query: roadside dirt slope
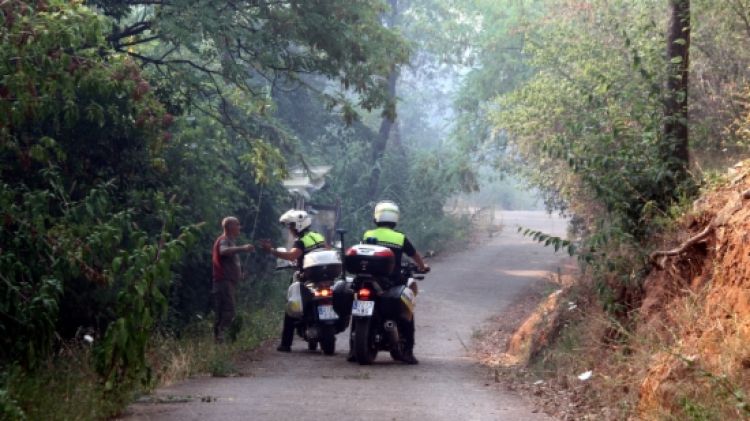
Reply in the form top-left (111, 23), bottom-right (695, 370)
top-left (638, 162), bottom-right (750, 417)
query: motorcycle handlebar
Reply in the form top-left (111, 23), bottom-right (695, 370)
top-left (401, 262), bottom-right (429, 277)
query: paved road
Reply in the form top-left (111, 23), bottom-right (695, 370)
top-left (122, 211), bottom-right (568, 421)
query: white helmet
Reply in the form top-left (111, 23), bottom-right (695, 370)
top-left (279, 209), bottom-right (312, 231)
top-left (373, 200), bottom-right (399, 224)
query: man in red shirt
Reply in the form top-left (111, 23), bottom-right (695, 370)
top-left (212, 216), bottom-right (255, 343)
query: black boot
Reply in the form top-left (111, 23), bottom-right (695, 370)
top-left (346, 332), bottom-right (356, 362)
top-left (401, 350), bottom-right (419, 365)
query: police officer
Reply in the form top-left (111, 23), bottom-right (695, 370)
top-left (261, 209), bottom-right (327, 352)
top-left (360, 200), bottom-right (429, 364)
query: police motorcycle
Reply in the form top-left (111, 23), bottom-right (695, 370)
top-left (345, 244), bottom-right (426, 365)
top-left (278, 249), bottom-right (352, 355)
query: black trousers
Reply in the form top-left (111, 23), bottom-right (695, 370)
top-left (280, 313), bottom-right (296, 347)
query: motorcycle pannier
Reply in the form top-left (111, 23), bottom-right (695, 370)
top-left (345, 244), bottom-right (395, 276)
top-left (302, 250), bottom-right (342, 282)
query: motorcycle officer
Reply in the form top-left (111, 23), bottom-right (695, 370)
top-left (261, 209), bottom-right (327, 352)
top-left (356, 200), bottom-right (429, 364)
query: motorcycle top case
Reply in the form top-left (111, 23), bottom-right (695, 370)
top-left (302, 250), bottom-right (342, 282)
top-left (344, 244), bottom-right (395, 276)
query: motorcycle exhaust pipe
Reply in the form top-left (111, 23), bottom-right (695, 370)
top-left (383, 320), bottom-right (399, 345)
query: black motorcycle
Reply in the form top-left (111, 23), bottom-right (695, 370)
top-left (345, 244), bottom-right (426, 365)
top-left (281, 249), bottom-right (352, 355)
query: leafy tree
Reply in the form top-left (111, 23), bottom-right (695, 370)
top-left (687, 0), bottom-right (750, 164)
top-left (451, 0), bottom-right (540, 170)
top-left (88, 0), bottom-right (410, 176)
top-left (157, 113), bottom-right (287, 331)
top-left (0, 1), bottom-right (195, 389)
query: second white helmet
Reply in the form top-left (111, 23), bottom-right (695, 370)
top-left (373, 200), bottom-right (399, 224)
top-left (279, 209), bottom-right (312, 231)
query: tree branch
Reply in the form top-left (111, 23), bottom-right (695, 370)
top-left (108, 21), bottom-right (152, 45)
top-left (116, 35), bottom-right (161, 48)
top-left (728, 0), bottom-right (750, 41)
top-left (649, 225), bottom-right (712, 269)
top-left (123, 51), bottom-right (225, 77)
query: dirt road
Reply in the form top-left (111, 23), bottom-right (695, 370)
top-left (122, 211), bottom-right (568, 421)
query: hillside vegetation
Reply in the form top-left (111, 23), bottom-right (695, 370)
top-left (460, 0), bottom-right (750, 419)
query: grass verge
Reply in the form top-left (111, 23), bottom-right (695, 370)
top-left (1, 288), bottom-right (284, 420)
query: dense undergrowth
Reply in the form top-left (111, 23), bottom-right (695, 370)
top-left (2, 272), bottom-right (286, 420)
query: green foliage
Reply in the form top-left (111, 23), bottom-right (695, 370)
top-left (272, 79), bottom-right (471, 252)
top-left (678, 397), bottom-right (715, 421)
top-left (0, 386), bottom-right (25, 421)
top-left (517, 227), bottom-right (576, 256)
top-left (86, 0), bottom-right (410, 174)
top-left (156, 112), bottom-right (286, 333)
top-left (0, 1), bottom-right (184, 373)
top-left (96, 216), bottom-right (199, 390)
top-left (457, 0), bottom-right (706, 315)
top-left (451, 0), bottom-right (540, 167)
top-left (492, 0), bottom-right (688, 239)
top-left (1, 352), bottom-right (128, 421)
top-left (0, 2), bottom-right (169, 189)
top-left (311, 130), bottom-right (471, 252)
top-left (688, 0), bottom-right (750, 163)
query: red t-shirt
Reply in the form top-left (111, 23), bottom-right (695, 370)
top-left (212, 234), bottom-right (243, 283)
top-left (212, 234), bottom-right (226, 282)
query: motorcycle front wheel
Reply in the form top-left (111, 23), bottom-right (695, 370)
top-left (353, 317), bottom-right (377, 365)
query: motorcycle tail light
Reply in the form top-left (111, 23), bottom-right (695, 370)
top-left (359, 288), bottom-right (371, 299)
top-left (373, 248), bottom-right (394, 258)
top-left (314, 288), bottom-right (332, 297)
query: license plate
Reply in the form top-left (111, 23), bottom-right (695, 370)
top-left (317, 304), bottom-right (338, 320)
top-left (351, 300), bottom-right (374, 316)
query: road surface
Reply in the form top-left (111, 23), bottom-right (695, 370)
top-left (121, 211), bottom-right (568, 421)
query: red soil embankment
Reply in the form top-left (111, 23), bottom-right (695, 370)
top-left (638, 163), bottom-right (750, 417)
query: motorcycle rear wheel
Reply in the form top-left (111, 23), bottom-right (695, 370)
top-left (319, 325), bottom-right (336, 355)
top-left (307, 340), bottom-right (318, 351)
top-left (389, 346), bottom-right (404, 362)
top-left (354, 318), bottom-right (377, 365)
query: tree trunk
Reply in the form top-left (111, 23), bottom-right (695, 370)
top-left (662, 0), bottom-right (691, 176)
top-left (367, 0), bottom-right (399, 200)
